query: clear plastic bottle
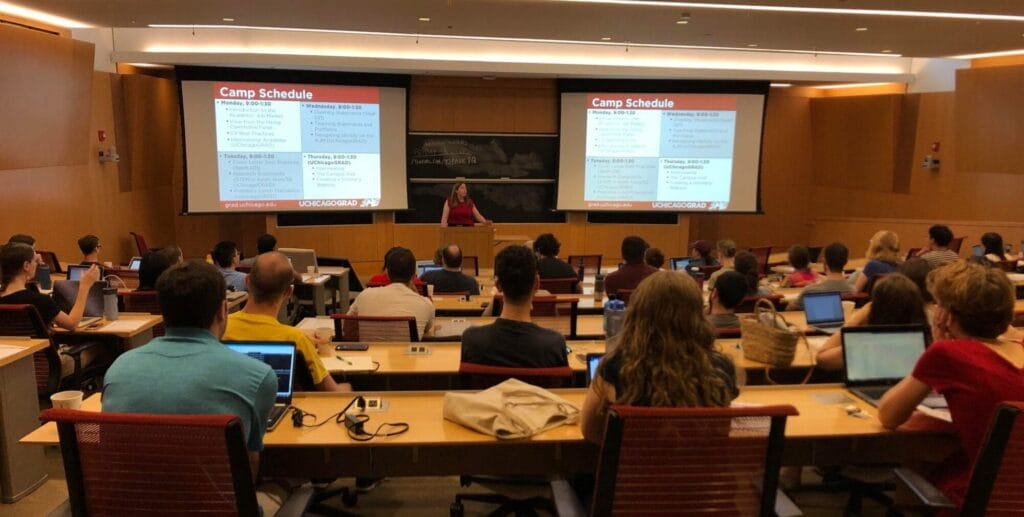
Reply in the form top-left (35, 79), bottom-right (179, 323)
top-left (603, 295), bottom-right (626, 340)
top-left (593, 273), bottom-right (604, 302)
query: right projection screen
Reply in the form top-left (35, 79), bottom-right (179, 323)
top-left (558, 85), bottom-right (767, 213)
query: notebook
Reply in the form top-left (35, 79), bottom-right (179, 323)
top-left (223, 341), bottom-right (297, 430)
top-left (669, 257), bottom-right (692, 271)
top-left (803, 291), bottom-right (845, 335)
top-left (586, 353), bottom-right (604, 384)
top-left (842, 325), bottom-right (945, 408)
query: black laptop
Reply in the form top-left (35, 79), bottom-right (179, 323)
top-left (842, 325), bottom-right (945, 408)
top-left (224, 341), bottom-right (297, 430)
top-left (586, 353), bottom-right (604, 384)
top-left (803, 291), bottom-right (845, 335)
top-left (669, 257), bottom-right (692, 271)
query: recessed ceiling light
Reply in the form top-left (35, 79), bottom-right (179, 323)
top-left (881, 49), bottom-right (892, 53)
top-left (676, 19), bottom-right (689, 24)
top-left (855, 27), bottom-right (868, 31)
top-left (0, 1), bottom-right (91, 27)
top-left (952, 48), bottom-right (1024, 59)
top-left (418, 17), bottom-right (431, 22)
top-left (601, 36), bottom-right (612, 41)
top-left (816, 82), bottom-right (897, 90)
top-left (770, 83), bottom-right (792, 88)
top-left (222, 17), bottom-right (235, 22)
top-left (747, 43), bottom-right (758, 47)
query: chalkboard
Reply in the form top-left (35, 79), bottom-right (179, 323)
top-left (398, 133), bottom-right (565, 223)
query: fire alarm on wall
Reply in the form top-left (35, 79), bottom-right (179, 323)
top-left (98, 130), bottom-right (107, 142)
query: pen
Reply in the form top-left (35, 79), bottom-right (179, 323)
top-left (335, 354), bottom-right (353, 366)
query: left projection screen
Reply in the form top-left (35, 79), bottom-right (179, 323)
top-left (181, 81), bottom-right (408, 213)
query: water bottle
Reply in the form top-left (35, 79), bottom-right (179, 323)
top-left (603, 295), bottom-right (626, 340)
top-left (593, 273), bottom-right (604, 302)
top-left (576, 259), bottom-right (585, 283)
top-left (103, 285), bottom-right (119, 321)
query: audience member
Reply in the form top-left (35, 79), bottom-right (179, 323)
top-left (853, 230), bottom-right (901, 293)
top-left (8, 234), bottom-right (51, 287)
top-left (533, 233), bottom-right (577, 279)
top-left (431, 246), bottom-right (445, 266)
top-left (787, 242), bottom-right (852, 311)
top-left (707, 270), bottom-right (747, 329)
top-left (604, 236), bottom-right (657, 295)
top-left (706, 239), bottom-right (737, 290)
top-left (898, 257), bottom-right (935, 308)
top-left (0, 243), bottom-right (99, 330)
top-left (77, 234), bottom-right (101, 265)
top-left (223, 252), bottom-right (347, 392)
top-left (137, 250), bottom-right (177, 290)
top-left (462, 245), bottom-right (567, 368)
top-left (782, 245), bottom-right (822, 287)
top-left (158, 245), bottom-right (184, 265)
top-left (644, 247), bottom-right (665, 269)
top-left (348, 247), bottom-right (434, 338)
top-left (101, 260), bottom-right (278, 509)
top-left (689, 240), bottom-right (719, 267)
top-left (816, 273), bottom-right (929, 370)
top-left (420, 244), bottom-right (480, 295)
top-left (878, 261), bottom-right (1024, 510)
top-left (239, 233), bottom-right (278, 267)
top-left (734, 251), bottom-right (771, 296)
top-left (581, 271), bottom-right (739, 443)
top-left (212, 240), bottom-right (247, 292)
top-left (977, 231), bottom-right (1015, 267)
top-left (915, 224), bottom-right (959, 268)
top-left (367, 247), bottom-right (425, 287)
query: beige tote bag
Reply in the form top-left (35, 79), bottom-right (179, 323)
top-left (443, 378), bottom-right (580, 440)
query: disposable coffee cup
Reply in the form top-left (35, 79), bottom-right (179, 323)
top-left (427, 284), bottom-right (435, 297)
top-left (51, 390), bottom-right (84, 410)
top-left (315, 327), bottom-right (333, 341)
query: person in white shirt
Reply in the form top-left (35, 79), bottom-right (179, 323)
top-left (346, 247), bottom-right (434, 339)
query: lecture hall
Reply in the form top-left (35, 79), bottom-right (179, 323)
top-left (3, 1), bottom-right (1024, 516)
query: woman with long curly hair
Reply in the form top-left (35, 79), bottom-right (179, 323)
top-left (581, 270), bottom-right (739, 443)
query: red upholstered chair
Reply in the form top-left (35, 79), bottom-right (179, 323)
top-left (41, 409), bottom-right (311, 516)
top-left (841, 291), bottom-right (871, 308)
top-left (539, 277), bottom-right (580, 294)
top-left (949, 236), bottom-right (965, 254)
top-left (331, 314), bottom-right (419, 341)
top-left (905, 248), bottom-right (922, 261)
top-left (748, 246), bottom-right (772, 277)
top-left (553, 404), bottom-right (800, 517)
top-left (567, 254), bottom-right (602, 276)
top-left (0, 304), bottom-right (105, 396)
top-left (892, 401), bottom-right (1024, 516)
top-left (122, 290), bottom-right (166, 338)
top-left (699, 263), bottom-right (723, 277)
top-left (37, 250), bottom-right (63, 273)
top-left (996, 260), bottom-right (1018, 273)
top-left (613, 288), bottom-right (634, 306)
top-left (129, 232), bottom-right (149, 256)
top-left (457, 362), bottom-right (574, 389)
top-left (715, 326), bottom-right (742, 338)
top-left (490, 295), bottom-right (580, 338)
top-left (735, 294), bottom-right (786, 313)
top-left (462, 255), bottom-right (480, 277)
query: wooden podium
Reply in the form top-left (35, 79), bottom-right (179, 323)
top-left (440, 226), bottom-right (495, 270)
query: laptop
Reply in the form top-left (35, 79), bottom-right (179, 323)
top-left (418, 264), bottom-right (443, 277)
top-left (669, 257), bottom-right (692, 271)
top-left (586, 353), bottom-right (604, 384)
top-left (802, 291), bottom-right (845, 335)
top-left (128, 257), bottom-right (142, 270)
top-left (223, 341), bottom-right (297, 430)
top-left (971, 244), bottom-right (984, 257)
top-left (842, 325), bottom-right (944, 408)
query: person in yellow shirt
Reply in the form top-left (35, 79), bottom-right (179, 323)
top-left (223, 251), bottom-right (348, 392)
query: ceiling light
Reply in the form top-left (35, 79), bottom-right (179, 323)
top-left (676, 19), bottom-right (688, 24)
top-left (222, 17), bottom-right (235, 22)
top-left (951, 48), bottom-right (1024, 59)
top-left (549, 1), bottom-right (1024, 22)
top-left (747, 43), bottom-right (758, 47)
top-left (418, 17), bottom-right (431, 22)
top-left (881, 49), bottom-right (892, 53)
top-left (770, 83), bottom-right (792, 87)
top-left (600, 36), bottom-right (612, 41)
top-left (0, 1), bottom-right (90, 27)
top-left (125, 63), bottom-right (172, 68)
top-left (147, 24), bottom-right (903, 57)
top-left (855, 27), bottom-right (868, 32)
top-left (816, 82), bottom-right (897, 90)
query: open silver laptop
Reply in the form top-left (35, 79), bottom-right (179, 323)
top-left (223, 341), bottom-right (297, 430)
top-left (842, 325), bottom-right (945, 408)
top-left (803, 291), bottom-right (845, 335)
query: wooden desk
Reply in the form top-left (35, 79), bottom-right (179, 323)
top-left (0, 339), bottom-right (48, 502)
top-left (21, 385), bottom-right (957, 477)
top-left (52, 314), bottom-right (162, 351)
top-left (431, 294), bottom-right (603, 316)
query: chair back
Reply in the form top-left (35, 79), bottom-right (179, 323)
top-left (715, 327), bottom-right (742, 338)
top-left (41, 409), bottom-right (258, 516)
top-left (567, 255), bottom-right (602, 276)
top-left (699, 264), bottom-right (723, 277)
top-left (129, 232), bottom-right (149, 256)
top-left (840, 291), bottom-right (871, 308)
top-left (735, 294), bottom-right (785, 313)
top-left (0, 304), bottom-right (60, 394)
top-left (747, 246), bottom-right (772, 277)
top-left (591, 404), bottom-right (798, 517)
top-left (105, 268), bottom-right (139, 289)
top-left (905, 248), bottom-right (921, 261)
top-left (539, 277), bottom-right (579, 294)
top-left (949, 236), bottom-right (965, 254)
top-left (613, 289), bottom-right (634, 306)
top-left (122, 290), bottom-right (166, 337)
top-left (37, 250), bottom-right (63, 273)
top-left (235, 265), bottom-right (252, 274)
top-left (490, 296), bottom-right (579, 338)
top-left (332, 314), bottom-right (419, 342)
top-left (458, 362), bottom-right (573, 389)
top-left (996, 260), bottom-right (1017, 273)
top-left (807, 246), bottom-right (823, 264)
top-left (462, 255), bottom-right (480, 277)
top-left (959, 401), bottom-right (1024, 515)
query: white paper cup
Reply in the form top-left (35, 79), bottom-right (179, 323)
top-left (314, 327), bottom-right (333, 341)
top-left (841, 300), bottom-right (856, 317)
top-left (427, 284), bottom-right (435, 297)
top-left (51, 390), bottom-right (84, 410)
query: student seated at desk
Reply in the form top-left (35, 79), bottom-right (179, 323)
top-left (781, 245), bottom-right (822, 288)
top-left (788, 242), bottom-right (853, 311)
top-left (706, 239), bottom-right (737, 290)
top-left (582, 271), bottom-right (739, 444)
top-left (644, 247), bottom-right (665, 270)
top-left (137, 246), bottom-right (182, 290)
top-left (349, 247), bottom-right (434, 339)
top-left (913, 224), bottom-right (960, 269)
top-left (976, 231), bottom-right (1017, 267)
top-left (77, 234), bottom-right (102, 266)
top-left (212, 240), bottom-right (247, 292)
top-left (878, 261), bottom-right (1024, 510)
top-left (689, 240), bottom-right (719, 268)
top-left (239, 233), bottom-right (275, 267)
top-left (853, 230), bottom-right (902, 294)
top-left (102, 260), bottom-right (280, 511)
top-left (0, 243), bottom-right (100, 330)
top-left (706, 270), bottom-right (747, 329)
top-left (533, 233), bottom-right (577, 280)
top-left (734, 251), bottom-right (772, 296)
top-left (816, 274), bottom-right (929, 370)
top-left (604, 236), bottom-right (658, 295)
top-left (367, 246), bottom-right (425, 288)
top-left (223, 252), bottom-right (348, 392)
top-left (461, 245), bottom-right (568, 368)
top-left (8, 234), bottom-right (51, 288)
top-left (420, 244), bottom-right (480, 295)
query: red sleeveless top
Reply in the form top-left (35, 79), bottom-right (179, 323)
top-left (447, 199), bottom-right (475, 226)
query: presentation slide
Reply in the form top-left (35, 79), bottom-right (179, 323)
top-left (181, 80), bottom-right (407, 213)
top-left (559, 91), bottom-right (765, 213)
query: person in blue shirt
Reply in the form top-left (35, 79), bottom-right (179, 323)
top-left (212, 240), bottom-right (248, 292)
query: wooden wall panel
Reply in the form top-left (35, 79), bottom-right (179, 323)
top-left (955, 66), bottom-right (1024, 175)
top-left (810, 94), bottom-right (902, 192)
top-left (0, 25), bottom-right (93, 170)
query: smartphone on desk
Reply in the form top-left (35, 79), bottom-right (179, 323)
top-left (335, 343), bottom-right (369, 352)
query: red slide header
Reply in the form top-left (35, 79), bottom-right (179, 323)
top-left (214, 82), bottom-right (380, 104)
top-left (587, 94), bottom-right (736, 111)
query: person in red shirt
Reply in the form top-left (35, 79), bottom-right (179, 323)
top-left (604, 236), bottom-right (658, 296)
top-left (440, 182), bottom-right (490, 227)
top-left (878, 261), bottom-right (1024, 509)
top-left (367, 247), bottom-right (425, 288)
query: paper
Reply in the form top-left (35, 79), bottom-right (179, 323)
top-left (805, 336), bottom-right (829, 354)
top-left (0, 344), bottom-right (27, 361)
top-left (324, 355), bottom-right (375, 372)
top-left (96, 320), bottom-right (149, 333)
top-left (433, 320), bottom-right (477, 338)
top-left (297, 317), bottom-right (332, 332)
top-left (917, 405), bottom-right (952, 423)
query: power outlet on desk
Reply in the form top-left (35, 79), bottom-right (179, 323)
top-left (360, 398), bottom-right (387, 413)
top-left (405, 344), bottom-right (432, 356)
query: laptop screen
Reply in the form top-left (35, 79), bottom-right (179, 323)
top-left (972, 244), bottom-right (983, 257)
top-left (586, 353), bottom-right (604, 384)
top-left (128, 257), bottom-right (142, 271)
top-left (842, 326), bottom-right (928, 384)
top-left (669, 257), bottom-right (691, 271)
top-left (223, 342), bottom-right (296, 402)
top-left (803, 291), bottom-right (844, 325)
top-left (418, 264), bottom-right (443, 277)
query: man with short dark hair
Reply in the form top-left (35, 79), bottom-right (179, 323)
top-left (707, 270), bottom-right (747, 328)
top-left (603, 236), bottom-right (657, 295)
top-left (212, 240), bottom-right (247, 292)
top-left (421, 244), bottom-right (480, 295)
top-left (224, 252), bottom-right (347, 392)
top-left (77, 234), bottom-right (101, 265)
top-left (103, 260), bottom-right (277, 461)
top-left (916, 224), bottom-right (960, 268)
top-left (644, 247), bottom-right (665, 269)
top-left (533, 233), bottom-right (576, 279)
top-left (462, 245), bottom-right (568, 368)
top-left (788, 242), bottom-right (853, 311)
top-left (347, 247), bottom-right (434, 338)
top-left (240, 233), bottom-right (278, 267)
